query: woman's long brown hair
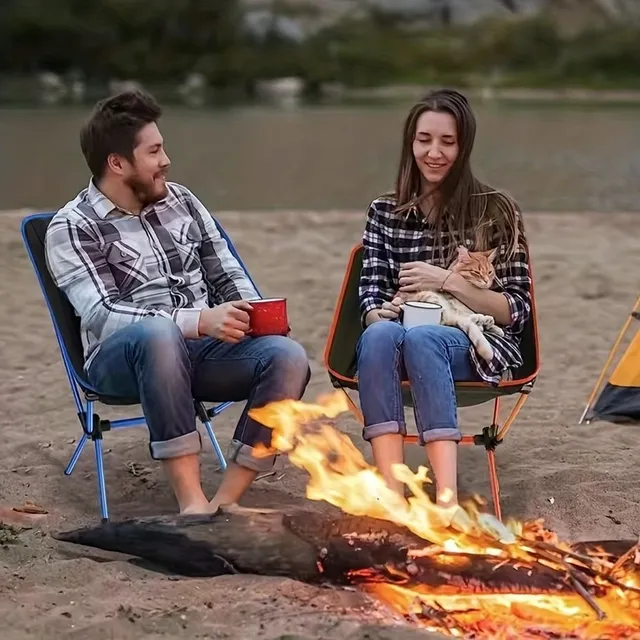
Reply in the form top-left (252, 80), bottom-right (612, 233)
top-left (392, 89), bottom-right (524, 262)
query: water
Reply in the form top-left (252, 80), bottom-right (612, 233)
top-left (1, 101), bottom-right (640, 212)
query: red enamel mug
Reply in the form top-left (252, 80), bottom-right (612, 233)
top-left (247, 297), bottom-right (290, 337)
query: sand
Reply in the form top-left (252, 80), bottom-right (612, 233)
top-left (0, 208), bottom-right (639, 639)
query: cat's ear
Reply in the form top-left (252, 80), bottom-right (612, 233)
top-left (457, 245), bottom-right (472, 262)
top-left (483, 248), bottom-right (498, 263)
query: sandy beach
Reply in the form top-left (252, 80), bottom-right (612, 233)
top-left (1, 208), bottom-right (639, 639)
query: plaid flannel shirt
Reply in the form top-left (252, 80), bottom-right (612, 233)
top-left (45, 180), bottom-right (259, 369)
top-left (359, 196), bottom-right (532, 385)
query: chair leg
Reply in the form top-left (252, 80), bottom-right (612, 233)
top-left (201, 418), bottom-right (227, 470)
top-left (196, 402), bottom-right (228, 470)
top-left (340, 387), bottom-right (364, 423)
top-left (487, 448), bottom-right (501, 522)
top-left (94, 437), bottom-right (109, 523)
top-left (84, 401), bottom-right (109, 522)
top-left (496, 392), bottom-right (530, 441)
top-left (487, 392), bottom-right (531, 521)
top-left (64, 433), bottom-right (89, 475)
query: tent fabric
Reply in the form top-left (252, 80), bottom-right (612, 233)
top-left (608, 330), bottom-right (640, 388)
top-left (590, 329), bottom-right (640, 424)
top-left (591, 384), bottom-right (640, 423)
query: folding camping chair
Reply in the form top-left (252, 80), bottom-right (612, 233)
top-left (323, 243), bottom-right (541, 521)
top-left (21, 212), bottom-right (261, 522)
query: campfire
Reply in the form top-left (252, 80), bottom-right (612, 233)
top-left (55, 392), bottom-right (640, 640)
top-left (249, 392), bottom-right (640, 639)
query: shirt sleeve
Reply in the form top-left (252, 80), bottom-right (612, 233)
top-left (493, 214), bottom-right (532, 335)
top-left (44, 214), bottom-right (200, 341)
top-left (359, 200), bottom-right (396, 323)
top-left (176, 186), bottom-right (259, 303)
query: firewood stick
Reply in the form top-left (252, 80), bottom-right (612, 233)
top-left (606, 539), bottom-right (640, 578)
top-left (533, 540), bottom-right (614, 571)
top-left (419, 602), bottom-right (463, 636)
top-left (527, 540), bottom-right (640, 596)
top-left (568, 571), bottom-right (606, 620)
top-left (522, 545), bottom-right (596, 592)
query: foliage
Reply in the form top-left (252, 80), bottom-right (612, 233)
top-left (1, 1), bottom-right (640, 91)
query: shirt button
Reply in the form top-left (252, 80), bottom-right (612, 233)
top-left (120, 251), bottom-right (127, 257)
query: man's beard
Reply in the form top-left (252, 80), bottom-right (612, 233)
top-left (125, 173), bottom-right (168, 208)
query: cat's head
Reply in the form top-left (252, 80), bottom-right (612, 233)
top-left (450, 245), bottom-right (497, 289)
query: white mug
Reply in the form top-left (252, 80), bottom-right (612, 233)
top-left (401, 301), bottom-right (443, 329)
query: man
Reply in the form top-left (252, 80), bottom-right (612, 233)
top-left (45, 90), bottom-right (310, 514)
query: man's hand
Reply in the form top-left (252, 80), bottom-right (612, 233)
top-left (198, 300), bottom-right (253, 343)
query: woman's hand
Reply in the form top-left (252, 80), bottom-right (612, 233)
top-left (399, 262), bottom-right (451, 293)
top-left (365, 300), bottom-right (402, 325)
top-left (379, 300), bottom-right (401, 320)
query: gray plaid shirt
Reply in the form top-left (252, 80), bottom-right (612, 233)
top-left (45, 180), bottom-right (258, 369)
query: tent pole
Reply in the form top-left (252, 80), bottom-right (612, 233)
top-left (579, 295), bottom-right (640, 424)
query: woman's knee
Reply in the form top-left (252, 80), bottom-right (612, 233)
top-left (358, 320), bottom-right (404, 355)
top-left (403, 324), bottom-right (461, 355)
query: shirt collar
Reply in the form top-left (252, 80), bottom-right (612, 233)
top-left (86, 178), bottom-right (164, 218)
top-left (86, 179), bottom-right (118, 219)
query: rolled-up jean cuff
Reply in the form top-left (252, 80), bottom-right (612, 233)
top-left (150, 430), bottom-right (202, 460)
top-left (362, 420), bottom-right (407, 442)
top-left (420, 427), bottom-right (462, 445)
top-left (228, 439), bottom-right (276, 473)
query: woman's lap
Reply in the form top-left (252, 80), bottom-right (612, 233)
top-left (355, 320), bottom-right (481, 443)
top-left (356, 320), bottom-right (480, 382)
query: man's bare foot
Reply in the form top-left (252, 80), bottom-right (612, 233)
top-left (180, 501), bottom-right (215, 515)
top-left (220, 504), bottom-right (279, 515)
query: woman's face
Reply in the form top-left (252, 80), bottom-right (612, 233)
top-left (412, 110), bottom-right (459, 186)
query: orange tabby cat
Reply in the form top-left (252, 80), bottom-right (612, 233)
top-left (392, 245), bottom-right (504, 362)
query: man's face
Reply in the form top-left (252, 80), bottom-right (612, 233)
top-left (122, 122), bottom-right (171, 206)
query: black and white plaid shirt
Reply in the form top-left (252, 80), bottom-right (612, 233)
top-left (359, 196), bottom-right (532, 385)
top-left (46, 180), bottom-right (258, 369)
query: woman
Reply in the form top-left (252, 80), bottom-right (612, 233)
top-left (357, 89), bottom-right (532, 522)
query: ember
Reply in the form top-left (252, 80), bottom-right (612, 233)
top-left (250, 392), bottom-right (640, 639)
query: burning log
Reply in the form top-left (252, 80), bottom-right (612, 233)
top-left (52, 393), bottom-right (640, 638)
top-left (53, 505), bottom-right (634, 598)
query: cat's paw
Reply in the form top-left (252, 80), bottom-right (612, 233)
top-left (469, 314), bottom-right (496, 331)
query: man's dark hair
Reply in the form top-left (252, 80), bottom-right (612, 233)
top-left (80, 89), bottom-right (162, 180)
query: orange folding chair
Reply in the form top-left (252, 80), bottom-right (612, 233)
top-left (323, 243), bottom-right (541, 521)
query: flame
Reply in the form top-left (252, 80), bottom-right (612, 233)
top-left (252, 392), bottom-right (519, 553)
top-left (249, 392), bottom-right (640, 638)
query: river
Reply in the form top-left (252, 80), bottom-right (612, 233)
top-left (1, 101), bottom-right (639, 212)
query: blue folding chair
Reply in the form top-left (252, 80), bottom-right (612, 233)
top-left (21, 212), bottom-right (261, 522)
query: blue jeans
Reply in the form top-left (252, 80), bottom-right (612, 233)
top-left (86, 317), bottom-right (310, 472)
top-left (356, 321), bottom-right (481, 444)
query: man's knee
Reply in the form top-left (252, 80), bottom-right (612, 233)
top-left (132, 316), bottom-right (183, 341)
top-left (259, 336), bottom-right (310, 394)
top-left (129, 317), bottom-right (187, 364)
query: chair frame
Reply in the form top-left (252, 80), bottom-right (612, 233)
top-left (323, 243), bottom-right (541, 521)
top-left (21, 212), bottom-right (262, 523)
